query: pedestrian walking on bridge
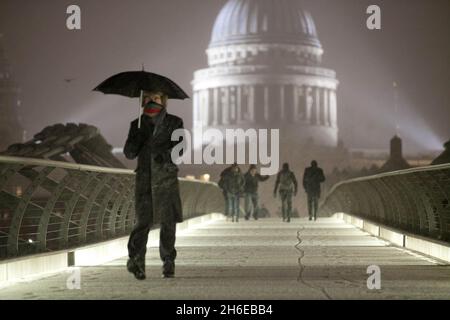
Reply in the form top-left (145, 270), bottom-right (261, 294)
top-left (244, 165), bottom-right (270, 220)
top-left (274, 163), bottom-right (298, 223)
top-left (123, 91), bottom-right (184, 280)
top-left (222, 164), bottom-right (245, 222)
top-left (303, 160), bottom-right (326, 221)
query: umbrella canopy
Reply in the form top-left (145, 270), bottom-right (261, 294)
top-left (93, 71), bottom-right (189, 100)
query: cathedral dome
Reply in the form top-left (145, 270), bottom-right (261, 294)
top-left (193, 0), bottom-right (339, 150)
top-left (209, 0), bottom-right (321, 48)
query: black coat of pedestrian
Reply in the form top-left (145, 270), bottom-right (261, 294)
top-left (124, 109), bottom-right (184, 225)
top-left (218, 166), bottom-right (233, 191)
top-left (274, 168), bottom-right (298, 195)
top-left (303, 165), bottom-right (326, 198)
top-left (244, 171), bottom-right (269, 193)
top-left (223, 168), bottom-right (245, 195)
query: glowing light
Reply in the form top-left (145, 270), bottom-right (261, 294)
top-left (200, 174), bottom-right (210, 182)
top-left (15, 186), bottom-right (22, 197)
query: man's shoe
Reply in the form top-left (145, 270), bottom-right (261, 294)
top-left (163, 260), bottom-right (175, 278)
top-left (127, 257), bottom-right (146, 280)
top-left (309, 216), bottom-right (312, 221)
top-left (126, 258), bottom-right (137, 273)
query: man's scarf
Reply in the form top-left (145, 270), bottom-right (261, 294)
top-left (144, 101), bottom-right (164, 115)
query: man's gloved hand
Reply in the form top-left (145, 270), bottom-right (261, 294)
top-left (132, 126), bottom-right (146, 140)
top-left (133, 126), bottom-right (148, 144)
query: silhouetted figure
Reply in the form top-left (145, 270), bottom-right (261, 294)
top-left (222, 164), bottom-right (245, 222)
top-left (274, 163), bottom-right (298, 222)
top-left (303, 160), bottom-right (325, 221)
top-left (124, 91), bottom-right (183, 280)
top-left (244, 165), bottom-right (270, 220)
top-left (218, 164), bottom-right (236, 217)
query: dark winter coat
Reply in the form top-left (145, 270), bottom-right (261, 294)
top-left (303, 166), bottom-right (326, 197)
top-left (123, 109), bottom-right (184, 224)
top-left (218, 166), bottom-right (233, 191)
top-left (244, 172), bottom-right (269, 193)
top-left (223, 170), bottom-right (245, 195)
top-left (274, 169), bottom-right (298, 195)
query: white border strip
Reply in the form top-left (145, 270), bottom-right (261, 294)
top-left (0, 213), bottom-right (224, 288)
top-left (333, 212), bottom-right (450, 263)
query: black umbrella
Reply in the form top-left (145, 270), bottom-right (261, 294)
top-left (93, 70), bottom-right (189, 128)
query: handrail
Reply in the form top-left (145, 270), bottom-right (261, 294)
top-left (0, 156), bottom-right (224, 259)
top-left (320, 163), bottom-right (450, 242)
top-left (0, 155), bottom-right (133, 175)
top-left (0, 155), bottom-right (218, 185)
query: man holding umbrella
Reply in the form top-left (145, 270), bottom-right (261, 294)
top-left (94, 71), bottom-right (189, 280)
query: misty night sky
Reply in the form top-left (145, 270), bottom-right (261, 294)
top-left (0, 0), bottom-right (449, 154)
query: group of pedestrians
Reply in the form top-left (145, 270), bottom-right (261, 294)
top-left (219, 161), bottom-right (326, 223)
top-left (219, 164), bottom-right (269, 222)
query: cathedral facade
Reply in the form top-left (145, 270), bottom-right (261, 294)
top-left (192, 0), bottom-right (339, 149)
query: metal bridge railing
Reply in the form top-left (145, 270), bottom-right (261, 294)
top-left (0, 156), bottom-right (224, 260)
top-left (319, 163), bottom-right (450, 242)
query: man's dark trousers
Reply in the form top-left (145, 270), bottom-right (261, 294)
top-left (307, 193), bottom-right (319, 220)
top-left (245, 192), bottom-right (259, 219)
top-left (280, 191), bottom-right (293, 221)
top-left (128, 192), bottom-right (177, 263)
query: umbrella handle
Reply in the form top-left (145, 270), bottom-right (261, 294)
top-left (138, 90), bottom-right (143, 129)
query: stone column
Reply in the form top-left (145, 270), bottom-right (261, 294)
top-left (298, 86), bottom-right (306, 121)
top-left (328, 89), bottom-right (333, 127)
top-left (222, 87), bottom-right (229, 125)
top-left (203, 89), bottom-right (210, 126)
top-left (305, 86), bottom-right (312, 124)
top-left (230, 87), bottom-right (236, 122)
top-left (323, 89), bottom-right (329, 127)
top-left (213, 88), bottom-right (219, 126)
top-left (315, 87), bottom-right (321, 125)
top-left (293, 86), bottom-right (299, 122)
top-left (330, 90), bottom-right (337, 128)
top-left (237, 86), bottom-right (242, 123)
top-left (249, 85), bottom-right (255, 122)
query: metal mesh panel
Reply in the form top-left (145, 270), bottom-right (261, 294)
top-left (320, 164), bottom-right (450, 242)
top-left (0, 156), bottom-right (224, 259)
